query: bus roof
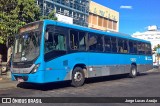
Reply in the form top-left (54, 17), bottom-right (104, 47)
top-left (42, 20), bottom-right (150, 43)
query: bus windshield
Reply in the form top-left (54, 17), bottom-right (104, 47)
top-left (13, 31), bottom-right (40, 62)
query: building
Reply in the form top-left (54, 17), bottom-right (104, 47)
top-left (132, 25), bottom-right (160, 49)
top-left (36, 0), bottom-right (90, 26)
top-left (88, 1), bottom-right (119, 32)
top-left (36, 0), bottom-right (119, 31)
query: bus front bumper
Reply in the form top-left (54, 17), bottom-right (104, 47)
top-left (11, 71), bottom-right (45, 84)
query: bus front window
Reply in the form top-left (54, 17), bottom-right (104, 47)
top-left (13, 31), bottom-right (40, 62)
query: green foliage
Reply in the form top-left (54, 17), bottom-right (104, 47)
top-left (40, 10), bottom-right (57, 20)
top-left (153, 44), bottom-right (160, 51)
top-left (0, 0), bottom-right (57, 44)
top-left (0, 0), bottom-right (40, 44)
top-left (0, 0), bottom-right (17, 13)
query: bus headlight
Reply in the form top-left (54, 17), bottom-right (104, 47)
top-left (31, 64), bottom-right (40, 73)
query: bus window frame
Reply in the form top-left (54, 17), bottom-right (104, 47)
top-left (110, 37), bottom-right (118, 53)
top-left (44, 25), bottom-right (68, 61)
top-left (44, 23), bottom-right (152, 57)
top-left (117, 38), bottom-right (129, 54)
top-left (69, 29), bottom-right (87, 52)
top-left (88, 33), bottom-right (104, 52)
top-left (128, 40), bottom-right (138, 55)
top-left (137, 41), bottom-right (146, 55)
top-left (145, 43), bottom-right (152, 55)
top-left (104, 35), bottom-right (112, 53)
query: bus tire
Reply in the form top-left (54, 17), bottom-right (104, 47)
top-left (71, 67), bottom-right (85, 87)
top-left (129, 65), bottom-right (137, 78)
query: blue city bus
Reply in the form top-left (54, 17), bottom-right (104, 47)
top-left (11, 20), bottom-right (153, 87)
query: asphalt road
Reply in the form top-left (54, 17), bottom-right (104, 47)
top-left (0, 69), bottom-right (160, 106)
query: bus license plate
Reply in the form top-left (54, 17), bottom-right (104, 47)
top-left (17, 78), bottom-right (24, 82)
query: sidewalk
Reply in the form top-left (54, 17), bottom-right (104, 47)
top-left (0, 71), bottom-right (18, 90)
top-left (147, 67), bottom-right (160, 72)
top-left (0, 78), bottom-right (18, 90)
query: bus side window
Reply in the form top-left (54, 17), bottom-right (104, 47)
top-left (137, 42), bottom-right (145, 54)
top-left (104, 36), bottom-right (111, 52)
top-left (111, 37), bottom-right (117, 53)
top-left (129, 41), bottom-right (134, 53)
top-left (133, 41), bottom-right (137, 54)
top-left (96, 35), bottom-right (103, 52)
top-left (45, 32), bottom-right (54, 53)
top-left (145, 43), bottom-right (152, 55)
top-left (88, 33), bottom-right (103, 52)
top-left (129, 40), bottom-right (137, 54)
top-left (117, 38), bottom-right (128, 53)
top-left (88, 34), bottom-right (97, 51)
top-left (123, 40), bottom-right (128, 53)
top-left (70, 30), bottom-right (78, 50)
top-left (117, 38), bottom-right (124, 53)
top-left (79, 32), bottom-right (87, 51)
top-left (54, 34), bottom-right (66, 50)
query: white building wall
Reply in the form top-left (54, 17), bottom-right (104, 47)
top-left (132, 26), bottom-right (160, 49)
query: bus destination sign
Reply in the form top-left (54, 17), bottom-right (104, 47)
top-left (19, 24), bottom-right (39, 33)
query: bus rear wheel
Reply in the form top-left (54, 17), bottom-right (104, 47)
top-left (71, 67), bottom-right (85, 87)
top-left (129, 65), bottom-right (137, 78)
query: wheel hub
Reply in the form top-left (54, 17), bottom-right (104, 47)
top-left (132, 68), bottom-right (136, 76)
top-left (74, 72), bottom-right (82, 82)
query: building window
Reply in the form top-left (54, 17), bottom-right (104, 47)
top-left (88, 14), bottom-right (92, 23)
top-left (103, 19), bottom-right (108, 28)
top-left (98, 16), bottom-right (103, 26)
top-left (64, 10), bottom-right (69, 16)
top-left (92, 14), bottom-right (97, 25)
top-left (113, 21), bottom-right (117, 30)
top-left (108, 19), bottom-right (112, 29)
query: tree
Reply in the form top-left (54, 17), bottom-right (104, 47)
top-left (153, 44), bottom-right (160, 51)
top-left (0, 0), bottom-right (57, 45)
top-left (0, 0), bottom-right (40, 44)
top-left (0, 0), bottom-right (17, 44)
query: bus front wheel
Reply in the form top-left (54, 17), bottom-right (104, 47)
top-left (129, 65), bottom-right (137, 78)
top-left (71, 67), bottom-right (85, 87)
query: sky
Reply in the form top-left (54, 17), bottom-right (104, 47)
top-left (92, 0), bottom-right (160, 35)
